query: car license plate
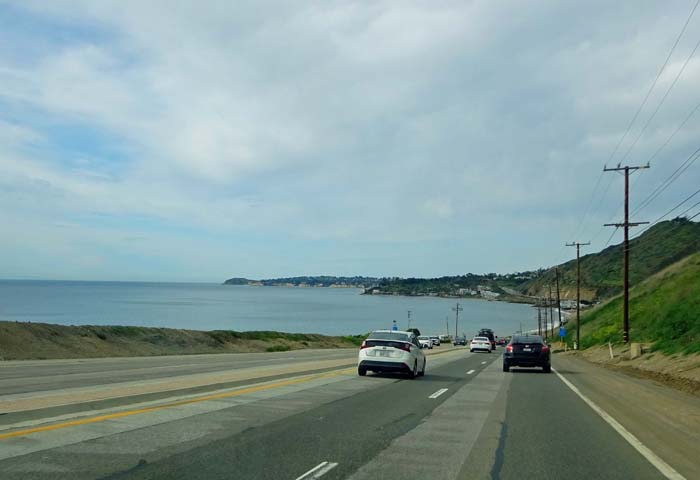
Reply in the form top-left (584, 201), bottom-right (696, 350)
top-left (379, 350), bottom-right (390, 357)
top-left (523, 347), bottom-right (532, 352)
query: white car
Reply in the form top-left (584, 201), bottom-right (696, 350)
top-left (358, 330), bottom-right (426, 378)
top-left (417, 336), bottom-right (433, 349)
top-left (470, 336), bottom-right (492, 353)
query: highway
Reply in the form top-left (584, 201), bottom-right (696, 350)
top-left (1, 347), bottom-right (698, 479)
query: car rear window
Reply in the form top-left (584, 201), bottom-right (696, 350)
top-left (364, 340), bottom-right (409, 349)
top-left (512, 335), bottom-right (543, 344)
top-left (368, 331), bottom-right (410, 342)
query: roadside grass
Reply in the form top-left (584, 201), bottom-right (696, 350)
top-left (265, 344), bottom-right (291, 352)
top-left (563, 253), bottom-right (700, 355)
top-left (0, 321), bottom-right (368, 360)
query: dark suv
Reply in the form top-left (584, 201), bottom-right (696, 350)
top-left (477, 328), bottom-right (496, 350)
top-left (503, 335), bottom-right (551, 373)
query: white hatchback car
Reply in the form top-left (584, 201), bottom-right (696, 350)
top-left (358, 330), bottom-right (426, 378)
top-left (417, 336), bottom-right (433, 349)
top-left (470, 336), bottom-right (492, 353)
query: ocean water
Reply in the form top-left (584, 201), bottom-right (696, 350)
top-left (0, 281), bottom-right (538, 337)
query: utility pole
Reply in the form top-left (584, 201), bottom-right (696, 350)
top-left (566, 241), bottom-right (590, 349)
top-left (446, 316), bottom-right (449, 338)
top-left (452, 303), bottom-right (463, 339)
top-left (537, 303), bottom-right (542, 336)
top-left (549, 284), bottom-right (555, 339)
top-left (407, 310), bottom-right (412, 330)
top-left (604, 163), bottom-right (650, 344)
top-left (555, 267), bottom-right (562, 330)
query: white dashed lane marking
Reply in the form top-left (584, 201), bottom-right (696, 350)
top-left (428, 388), bottom-right (449, 399)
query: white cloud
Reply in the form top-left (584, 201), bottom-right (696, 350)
top-left (1, 0), bottom-right (700, 279)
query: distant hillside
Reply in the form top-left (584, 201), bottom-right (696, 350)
top-left (567, 252), bottom-right (700, 354)
top-left (223, 276), bottom-right (377, 288)
top-left (520, 219), bottom-right (700, 302)
top-left (364, 272), bottom-right (536, 299)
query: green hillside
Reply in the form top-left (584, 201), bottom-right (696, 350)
top-left (520, 218), bottom-right (700, 302)
top-left (564, 252), bottom-right (700, 354)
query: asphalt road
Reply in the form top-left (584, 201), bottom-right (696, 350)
top-left (0, 349), bottom-right (358, 396)
top-left (0, 348), bottom-right (696, 479)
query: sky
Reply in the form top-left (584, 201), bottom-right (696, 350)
top-left (1, 0), bottom-right (700, 282)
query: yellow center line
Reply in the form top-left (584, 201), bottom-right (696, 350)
top-left (0, 367), bottom-right (356, 441)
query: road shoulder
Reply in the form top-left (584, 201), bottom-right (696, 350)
top-left (553, 353), bottom-right (700, 479)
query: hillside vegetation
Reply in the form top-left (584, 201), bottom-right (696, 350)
top-left (0, 322), bottom-right (364, 360)
top-left (565, 252), bottom-right (700, 355)
top-left (520, 219), bottom-right (700, 302)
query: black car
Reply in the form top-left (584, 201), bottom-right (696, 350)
top-left (453, 335), bottom-right (467, 346)
top-left (477, 328), bottom-right (496, 350)
top-left (503, 334), bottom-right (551, 373)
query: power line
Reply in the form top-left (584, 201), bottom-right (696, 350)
top-left (645, 98), bottom-right (700, 167)
top-left (572, 1), bottom-right (699, 249)
top-left (629, 191), bottom-right (700, 242)
top-left (617, 35), bottom-right (700, 164)
top-left (606, 0), bottom-right (700, 166)
top-left (649, 186), bottom-right (700, 225)
top-left (633, 144), bottom-right (700, 215)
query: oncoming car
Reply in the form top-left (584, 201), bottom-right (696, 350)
top-left (470, 336), bottom-right (492, 353)
top-left (417, 336), bottom-right (433, 349)
top-left (358, 330), bottom-right (426, 378)
top-left (429, 336), bottom-right (440, 346)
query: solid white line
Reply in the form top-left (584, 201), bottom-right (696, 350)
top-left (428, 388), bottom-right (448, 399)
top-left (466, 369), bottom-right (475, 375)
top-left (313, 462), bottom-right (339, 478)
top-left (553, 368), bottom-right (686, 480)
top-left (481, 361), bottom-right (487, 365)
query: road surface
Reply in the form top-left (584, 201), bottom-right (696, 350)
top-left (1, 347), bottom-right (698, 479)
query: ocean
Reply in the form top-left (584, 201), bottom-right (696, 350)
top-left (0, 281), bottom-right (538, 337)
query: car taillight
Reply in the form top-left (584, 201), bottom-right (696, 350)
top-left (541, 344), bottom-right (550, 353)
top-left (399, 342), bottom-right (412, 352)
top-left (360, 340), bottom-right (369, 349)
top-left (506, 345), bottom-right (513, 352)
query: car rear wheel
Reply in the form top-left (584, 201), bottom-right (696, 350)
top-left (407, 361), bottom-right (417, 379)
top-left (503, 362), bottom-right (510, 372)
top-left (543, 365), bottom-right (551, 373)
top-left (358, 367), bottom-right (367, 376)
top-left (418, 359), bottom-right (426, 376)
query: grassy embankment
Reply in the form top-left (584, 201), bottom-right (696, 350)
top-left (563, 252), bottom-right (700, 355)
top-left (520, 219), bottom-right (700, 302)
top-left (0, 321), bottom-right (364, 360)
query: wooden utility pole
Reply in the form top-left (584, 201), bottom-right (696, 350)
top-left (452, 303), bottom-right (463, 339)
top-left (537, 303), bottom-right (542, 336)
top-left (549, 284), bottom-right (555, 339)
top-left (555, 267), bottom-right (562, 330)
top-left (407, 310), bottom-right (412, 330)
top-left (604, 164), bottom-right (649, 344)
top-left (566, 242), bottom-right (590, 349)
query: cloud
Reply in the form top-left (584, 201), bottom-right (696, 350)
top-left (1, 0), bottom-right (700, 279)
